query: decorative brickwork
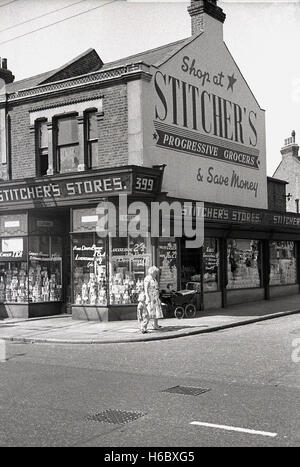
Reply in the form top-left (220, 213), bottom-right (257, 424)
top-left (7, 64), bottom-right (149, 103)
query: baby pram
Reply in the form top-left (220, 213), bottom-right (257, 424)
top-left (160, 289), bottom-right (197, 319)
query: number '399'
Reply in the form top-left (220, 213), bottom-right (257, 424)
top-left (135, 177), bottom-right (154, 191)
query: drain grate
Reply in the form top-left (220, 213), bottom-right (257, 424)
top-left (87, 409), bottom-right (146, 425)
top-left (162, 385), bottom-right (210, 396)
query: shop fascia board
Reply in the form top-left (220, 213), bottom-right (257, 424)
top-left (6, 63), bottom-right (152, 105)
top-left (0, 165), bottom-right (164, 211)
top-left (157, 194), bottom-right (300, 232)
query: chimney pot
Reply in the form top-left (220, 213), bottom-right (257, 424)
top-left (0, 57), bottom-right (14, 84)
top-left (281, 131), bottom-right (299, 158)
top-left (188, 0), bottom-right (226, 36)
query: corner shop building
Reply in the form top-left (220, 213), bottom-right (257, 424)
top-left (0, 0), bottom-right (299, 321)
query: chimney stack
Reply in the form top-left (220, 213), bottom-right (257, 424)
top-left (187, 0), bottom-right (226, 37)
top-left (0, 58), bottom-right (15, 84)
top-left (281, 131), bottom-right (299, 159)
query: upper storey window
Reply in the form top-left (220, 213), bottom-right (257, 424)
top-left (55, 114), bottom-right (79, 174)
top-left (36, 120), bottom-right (49, 176)
top-left (32, 98), bottom-right (102, 177)
top-left (85, 110), bottom-right (98, 169)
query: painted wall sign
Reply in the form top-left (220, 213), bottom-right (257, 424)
top-left (144, 28), bottom-right (267, 209)
top-left (154, 121), bottom-right (260, 170)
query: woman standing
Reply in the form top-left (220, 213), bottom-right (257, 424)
top-left (144, 266), bottom-right (163, 330)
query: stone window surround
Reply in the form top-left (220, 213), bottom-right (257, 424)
top-left (30, 98), bottom-right (103, 175)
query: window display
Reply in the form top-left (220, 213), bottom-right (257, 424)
top-left (0, 261), bottom-right (28, 303)
top-left (203, 238), bottom-right (219, 292)
top-left (269, 241), bottom-right (297, 286)
top-left (0, 237), bottom-right (28, 303)
top-left (109, 235), bottom-right (151, 305)
top-left (29, 236), bottom-right (62, 303)
top-left (73, 234), bottom-right (107, 305)
top-left (227, 239), bottom-right (261, 289)
top-left (158, 238), bottom-right (177, 291)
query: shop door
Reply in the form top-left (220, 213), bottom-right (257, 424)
top-left (180, 242), bottom-right (202, 310)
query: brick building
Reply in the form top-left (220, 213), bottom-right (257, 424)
top-left (0, 0), bottom-right (300, 321)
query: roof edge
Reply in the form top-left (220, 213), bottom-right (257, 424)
top-left (39, 48), bottom-right (103, 85)
top-left (153, 32), bottom-right (203, 68)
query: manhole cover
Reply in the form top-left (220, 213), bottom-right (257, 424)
top-left (86, 409), bottom-right (146, 424)
top-left (162, 385), bottom-right (210, 396)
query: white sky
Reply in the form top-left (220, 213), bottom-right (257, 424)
top-left (0, 0), bottom-right (299, 176)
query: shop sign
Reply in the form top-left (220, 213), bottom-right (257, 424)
top-left (0, 170), bottom-right (162, 207)
top-left (73, 244), bottom-right (106, 268)
top-left (268, 213), bottom-right (300, 227)
top-left (36, 221), bottom-right (54, 228)
top-left (203, 247), bottom-right (219, 270)
top-left (146, 32), bottom-right (268, 209)
top-left (0, 251), bottom-right (23, 259)
top-left (0, 173), bottom-right (129, 205)
top-left (133, 174), bottom-right (159, 193)
top-left (4, 221), bottom-right (20, 228)
top-left (183, 202), bottom-right (300, 229)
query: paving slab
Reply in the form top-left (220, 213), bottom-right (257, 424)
top-left (0, 294), bottom-right (299, 344)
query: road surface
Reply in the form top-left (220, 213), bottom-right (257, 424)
top-left (0, 314), bottom-right (299, 447)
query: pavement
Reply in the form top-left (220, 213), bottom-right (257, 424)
top-left (0, 294), bottom-right (299, 344)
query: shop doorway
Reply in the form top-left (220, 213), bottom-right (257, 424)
top-left (180, 241), bottom-right (202, 310)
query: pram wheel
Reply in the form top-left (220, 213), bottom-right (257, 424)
top-left (185, 303), bottom-right (196, 318)
top-left (174, 306), bottom-right (184, 319)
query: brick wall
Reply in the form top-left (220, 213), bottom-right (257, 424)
top-left (8, 83), bottom-right (128, 180)
top-left (98, 85), bottom-right (128, 168)
top-left (267, 177), bottom-right (287, 212)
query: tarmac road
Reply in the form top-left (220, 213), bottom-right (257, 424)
top-left (0, 314), bottom-right (299, 447)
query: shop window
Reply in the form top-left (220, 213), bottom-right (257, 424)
top-left (203, 238), bottom-right (219, 292)
top-left (0, 237), bottom-right (28, 304)
top-left (72, 233), bottom-right (107, 306)
top-left (109, 235), bottom-right (151, 305)
top-left (28, 236), bottom-right (62, 303)
top-left (85, 110), bottom-right (98, 169)
top-left (55, 114), bottom-right (79, 174)
top-left (36, 120), bottom-right (48, 176)
top-left (227, 239), bottom-right (262, 289)
top-left (269, 241), bottom-right (297, 286)
top-left (158, 237), bottom-right (178, 292)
